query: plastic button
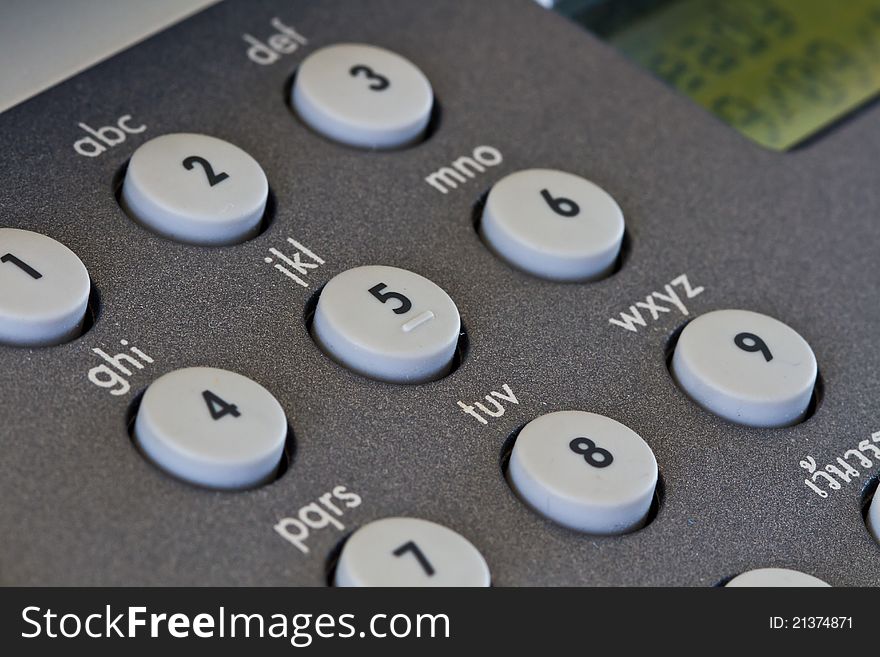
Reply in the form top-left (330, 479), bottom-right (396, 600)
top-left (334, 517), bottom-right (490, 587)
top-left (868, 483), bottom-right (880, 546)
top-left (507, 411), bottom-right (658, 535)
top-left (671, 309), bottom-right (817, 428)
top-left (0, 228), bottom-right (90, 346)
top-left (292, 43), bottom-right (433, 149)
top-left (726, 568), bottom-right (830, 587)
top-left (311, 265), bottom-right (460, 383)
top-left (121, 133), bottom-right (268, 245)
top-left (479, 169), bottom-right (625, 281)
top-left (134, 367), bottom-right (287, 490)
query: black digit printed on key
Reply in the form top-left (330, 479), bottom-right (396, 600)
top-left (202, 390), bottom-right (241, 420)
top-left (392, 540), bottom-right (435, 576)
top-left (1, 253), bottom-right (42, 280)
top-left (182, 156), bottom-right (230, 186)
top-left (734, 332), bottom-right (773, 361)
top-left (540, 188), bottom-right (580, 217)
top-left (368, 283), bottom-right (413, 314)
top-left (349, 64), bottom-right (390, 91)
top-left (569, 437), bottom-right (614, 468)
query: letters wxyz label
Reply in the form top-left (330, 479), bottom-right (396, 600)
top-left (609, 274), bottom-right (705, 333)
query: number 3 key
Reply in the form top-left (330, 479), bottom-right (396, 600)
top-left (292, 43), bottom-right (434, 149)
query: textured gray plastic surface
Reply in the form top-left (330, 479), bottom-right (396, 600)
top-left (0, 0), bottom-right (878, 586)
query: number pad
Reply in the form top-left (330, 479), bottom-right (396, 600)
top-left (291, 43), bottom-right (433, 149)
top-left (334, 517), bottom-right (490, 587)
top-left (479, 169), bottom-right (625, 281)
top-left (311, 265), bottom-right (460, 383)
top-left (671, 309), bottom-right (817, 427)
top-left (133, 367), bottom-right (287, 490)
top-left (0, 228), bottom-right (90, 346)
top-left (507, 411), bottom-right (658, 535)
top-left (121, 133), bottom-right (268, 245)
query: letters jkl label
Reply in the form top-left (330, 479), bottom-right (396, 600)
top-left (264, 237), bottom-right (326, 288)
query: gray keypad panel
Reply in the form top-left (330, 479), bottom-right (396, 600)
top-left (0, 0), bottom-right (879, 586)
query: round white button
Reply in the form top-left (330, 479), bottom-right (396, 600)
top-left (868, 486), bottom-right (880, 546)
top-left (726, 568), bottom-right (830, 587)
top-left (0, 228), bottom-right (90, 347)
top-left (134, 367), bottom-right (287, 490)
top-left (121, 133), bottom-right (268, 246)
top-left (480, 169), bottom-right (625, 282)
top-left (292, 43), bottom-right (433, 149)
top-left (334, 517), bottom-right (490, 587)
top-left (312, 265), bottom-right (460, 383)
top-left (507, 411), bottom-right (658, 535)
top-left (671, 309), bottom-right (817, 428)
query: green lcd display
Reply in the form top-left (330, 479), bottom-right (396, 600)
top-left (562, 0), bottom-right (880, 150)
